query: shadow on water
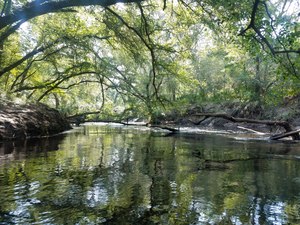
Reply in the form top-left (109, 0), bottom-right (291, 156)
top-left (0, 123), bottom-right (300, 224)
top-left (0, 134), bottom-right (66, 163)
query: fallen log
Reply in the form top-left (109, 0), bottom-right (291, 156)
top-left (237, 126), bottom-right (266, 135)
top-left (149, 125), bottom-right (179, 133)
top-left (194, 113), bottom-right (300, 140)
top-left (270, 129), bottom-right (300, 140)
top-left (67, 111), bottom-right (102, 126)
top-left (119, 122), bottom-right (179, 132)
top-left (67, 111), bottom-right (102, 119)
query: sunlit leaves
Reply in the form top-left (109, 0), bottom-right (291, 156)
top-left (0, 0), bottom-right (300, 118)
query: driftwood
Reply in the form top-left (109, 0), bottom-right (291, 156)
top-left (194, 113), bottom-right (300, 140)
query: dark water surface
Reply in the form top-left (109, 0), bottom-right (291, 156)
top-left (0, 123), bottom-right (300, 224)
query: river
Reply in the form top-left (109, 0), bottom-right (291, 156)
top-left (0, 123), bottom-right (300, 224)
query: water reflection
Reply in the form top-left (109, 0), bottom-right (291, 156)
top-left (0, 135), bottom-right (65, 163)
top-left (0, 123), bottom-right (300, 224)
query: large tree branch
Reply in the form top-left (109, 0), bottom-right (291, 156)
top-left (37, 71), bottom-right (98, 101)
top-left (89, 46), bottom-right (147, 101)
top-left (0, 46), bottom-right (46, 77)
top-left (0, 21), bottom-right (23, 46)
top-left (0, 0), bottom-right (142, 31)
top-left (14, 62), bottom-right (95, 92)
top-left (239, 0), bottom-right (300, 57)
top-left (239, 0), bottom-right (260, 36)
top-left (10, 46), bottom-right (68, 91)
top-left (237, 0), bottom-right (299, 78)
top-left (106, 6), bottom-right (163, 106)
top-left (137, 3), bottom-right (161, 101)
top-left (262, 1), bottom-right (298, 77)
top-left (0, 38), bottom-right (62, 78)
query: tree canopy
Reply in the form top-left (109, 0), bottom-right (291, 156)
top-left (0, 0), bottom-right (299, 120)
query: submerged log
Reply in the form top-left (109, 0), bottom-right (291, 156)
top-left (194, 113), bottom-right (300, 140)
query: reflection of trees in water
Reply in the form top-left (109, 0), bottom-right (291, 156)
top-left (174, 134), bottom-right (300, 224)
top-left (248, 157), bottom-right (300, 224)
top-left (251, 159), bottom-right (267, 224)
top-left (0, 134), bottom-right (65, 162)
top-left (1, 126), bottom-right (300, 224)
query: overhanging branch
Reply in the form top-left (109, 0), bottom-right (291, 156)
top-left (0, 0), bottom-right (143, 31)
top-left (0, 38), bottom-right (62, 78)
top-left (239, 0), bottom-right (260, 36)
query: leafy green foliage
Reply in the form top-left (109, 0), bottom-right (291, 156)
top-left (0, 0), bottom-right (299, 120)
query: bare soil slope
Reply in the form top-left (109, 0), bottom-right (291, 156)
top-left (0, 101), bottom-right (71, 140)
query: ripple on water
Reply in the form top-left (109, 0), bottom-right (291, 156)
top-left (86, 178), bottom-right (109, 207)
top-left (190, 199), bottom-right (217, 224)
top-left (1, 124), bottom-right (300, 225)
top-left (265, 201), bottom-right (288, 225)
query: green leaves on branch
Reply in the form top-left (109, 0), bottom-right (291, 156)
top-left (0, 0), bottom-right (299, 119)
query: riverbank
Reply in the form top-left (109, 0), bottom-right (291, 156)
top-left (155, 100), bottom-right (300, 136)
top-left (1, 98), bottom-right (300, 141)
top-left (0, 101), bottom-right (71, 140)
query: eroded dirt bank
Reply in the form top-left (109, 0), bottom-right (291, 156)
top-left (0, 102), bottom-right (71, 140)
top-left (155, 100), bottom-right (300, 135)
